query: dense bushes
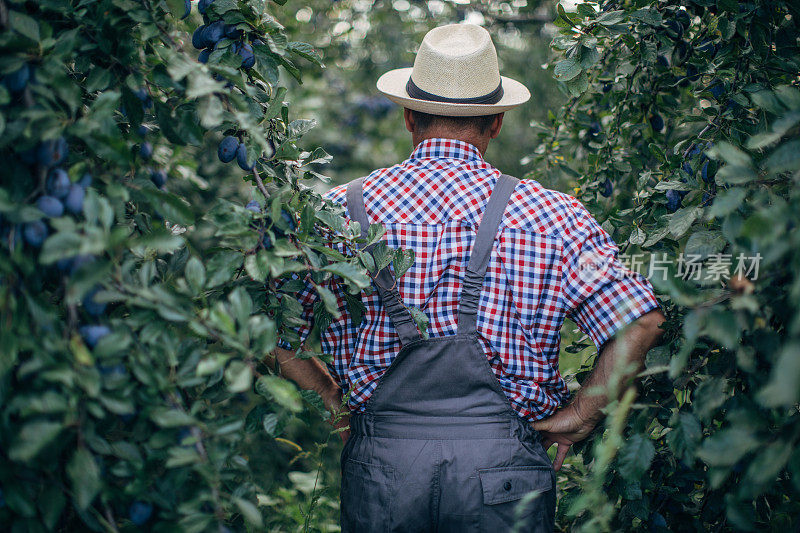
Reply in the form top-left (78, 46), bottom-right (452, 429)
top-left (0, 0), bottom-right (381, 530)
top-left (534, 0), bottom-right (800, 530)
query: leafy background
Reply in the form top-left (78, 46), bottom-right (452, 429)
top-left (0, 0), bottom-right (798, 531)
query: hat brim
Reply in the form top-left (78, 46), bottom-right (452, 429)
top-left (376, 67), bottom-right (531, 117)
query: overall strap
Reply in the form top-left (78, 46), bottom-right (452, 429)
top-left (346, 178), bottom-right (422, 345)
top-left (457, 174), bottom-right (519, 335)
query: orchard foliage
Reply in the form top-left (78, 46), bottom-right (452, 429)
top-left (0, 0), bottom-right (394, 530)
top-left (533, 0), bottom-right (800, 530)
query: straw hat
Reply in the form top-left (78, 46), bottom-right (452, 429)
top-left (376, 23), bottom-right (530, 117)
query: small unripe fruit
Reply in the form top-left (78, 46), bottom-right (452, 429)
top-left (37, 195), bottom-right (65, 218)
top-left (218, 136), bottom-right (238, 163)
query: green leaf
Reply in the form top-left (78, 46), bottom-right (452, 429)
top-left (763, 139), bottom-right (800, 173)
top-left (393, 249), bottom-right (415, 279)
top-left (287, 119), bottom-right (317, 139)
top-left (139, 188), bottom-right (195, 226)
top-left (255, 375), bottom-right (303, 413)
top-left (150, 408), bottom-right (196, 428)
top-left (669, 207), bottom-right (699, 238)
top-left (409, 306), bottom-right (429, 340)
top-left (757, 342), bottom-right (800, 407)
top-left (667, 412), bottom-right (701, 463)
top-left (287, 41), bottom-right (324, 67)
top-left (692, 377), bottom-right (728, 421)
top-left (322, 262), bottom-right (371, 290)
top-left (66, 447), bottom-right (101, 511)
top-left (697, 427), bottom-right (759, 466)
top-left (706, 142), bottom-right (752, 168)
top-left (185, 256), bottom-right (206, 293)
top-left (618, 434), bottom-right (655, 480)
top-left (234, 498), bottom-right (264, 528)
top-left (554, 58), bottom-right (582, 82)
top-left (8, 420), bottom-right (63, 462)
top-left (224, 361), bottom-right (253, 393)
top-left (8, 10), bottom-right (40, 41)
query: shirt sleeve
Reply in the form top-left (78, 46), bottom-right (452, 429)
top-left (562, 200), bottom-right (660, 351)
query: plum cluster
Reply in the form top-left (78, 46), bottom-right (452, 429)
top-left (666, 142), bottom-right (716, 212)
top-left (191, 0), bottom-right (255, 74)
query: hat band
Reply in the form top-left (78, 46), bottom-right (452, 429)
top-left (406, 77), bottom-right (504, 105)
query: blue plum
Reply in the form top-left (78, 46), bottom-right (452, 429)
top-left (238, 43), bottom-right (255, 69)
top-left (64, 184), bottom-right (85, 215)
top-left (245, 200), bottom-right (261, 213)
top-left (83, 286), bottom-right (107, 317)
top-left (218, 136), bottom-right (239, 163)
top-left (701, 160), bottom-right (712, 183)
top-left (133, 87), bottom-right (148, 102)
top-left (137, 124), bottom-right (149, 137)
top-left (600, 178), bottom-right (613, 198)
top-left (37, 195), bottom-right (64, 218)
top-left (129, 501), bottom-right (153, 526)
top-left (198, 49), bottom-right (211, 64)
top-left (79, 324), bottom-right (111, 348)
top-left (202, 21), bottom-right (226, 46)
top-left (192, 25), bottom-right (208, 49)
top-left (236, 143), bottom-right (255, 170)
top-left (47, 168), bottom-right (71, 199)
top-left (3, 64), bottom-right (30, 93)
top-left (150, 169), bottom-right (167, 188)
top-left (139, 142), bottom-right (153, 160)
top-left (666, 189), bottom-right (683, 212)
top-left (23, 220), bottom-right (48, 247)
top-left (78, 173), bottom-right (92, 189)
top-left (181, 0), bottom-right (191, 19)
top-left (224, 24), bottom-right (243, 40)
top-left (36, 137), bottom-right (68, 167)
top-left (649, 113), bottom-right (664, 132)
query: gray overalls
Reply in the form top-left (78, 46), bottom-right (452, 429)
top-left (341, 174), bottom-right (556, 532)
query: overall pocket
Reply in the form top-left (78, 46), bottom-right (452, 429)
top-left (478, 466), bottom-right (554, 532)
top-left (340, 458), bottom-right (395, 533)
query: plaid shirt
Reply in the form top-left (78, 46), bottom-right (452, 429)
top-left (287, 138), bottom-right (659, 421)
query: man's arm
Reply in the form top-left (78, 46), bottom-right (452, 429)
top-left (267, 347), bottom-right (350, 440)
top-left (531, 309), bottom-right (666, 470)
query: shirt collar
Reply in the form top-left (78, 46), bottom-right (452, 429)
top-left (408, 138), bottom-right (484, 162)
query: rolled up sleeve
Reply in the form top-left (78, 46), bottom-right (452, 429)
top-left (562, 202), bottom-right (660, 350)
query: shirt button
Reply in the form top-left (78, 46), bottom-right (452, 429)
top-left (503, 481), bottom-right (512, 491)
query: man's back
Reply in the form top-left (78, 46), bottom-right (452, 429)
top-left (290, 138), bottom-right (658, 421)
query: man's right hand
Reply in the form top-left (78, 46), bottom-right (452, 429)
top-left (531, 405), bottom-right (596, 471)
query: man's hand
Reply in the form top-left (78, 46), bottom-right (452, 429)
top-left (532, 309), bottom-right (666, 472)
top-left (531, 405), bottom-right (595, 471)
top-left (321, 384), bottom-right (351, 443)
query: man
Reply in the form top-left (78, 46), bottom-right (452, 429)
top-left (271, 24), bottom-right (665, 531)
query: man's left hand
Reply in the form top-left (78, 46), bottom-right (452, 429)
top-left (531, 405), bottom-right (595, 471)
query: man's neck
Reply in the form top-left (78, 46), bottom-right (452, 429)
top-left (412, 131), bottom-right (490, 155)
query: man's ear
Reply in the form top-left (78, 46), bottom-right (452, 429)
top-left (404, 108), bottom-right (415, 133)
top-left (488, 113), bottom-right (504, 139)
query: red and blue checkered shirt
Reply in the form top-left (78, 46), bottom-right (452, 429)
top-left (287, 138), bottom-right (659, 421)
